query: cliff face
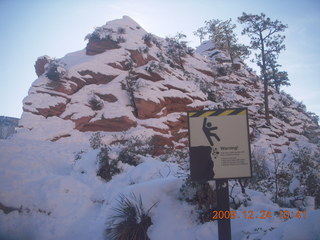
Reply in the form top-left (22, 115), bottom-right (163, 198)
top-left (18, 16), bottom-right (319, 156)
top-left (0, 116), bottom-right (19, 139)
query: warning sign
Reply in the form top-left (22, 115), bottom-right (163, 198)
top-left (188, 108), bottom-right (252, 181)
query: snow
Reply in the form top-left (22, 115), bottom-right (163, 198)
top-left (1, 135), bottom-right (320, 240)
top-left (23, 93), bottom-right (67, 113)
top-left (2, 15), bottom-right (320, 240)
top-left (289, 177), bottom-right (300, 194)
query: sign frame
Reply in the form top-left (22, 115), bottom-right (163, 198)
top-left (187, 107), bottom-right (252, 181)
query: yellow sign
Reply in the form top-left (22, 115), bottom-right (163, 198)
top-left (188, 108), bottom-right (252, 180)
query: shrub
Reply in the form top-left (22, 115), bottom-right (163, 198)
top-left (217, 66), bottom-right (228, 76)
top-left (179, 176), bottom-right (216, 223)
top-left (139, 46), bottom-right (149, 54)
top-left (90, 132), bottom-right (103, 149)
top-left (116, 36), bottom-right (126, 43)
top-left (117, 27), bottom-right (126, 34)
top-left (97, 146), bottom-right (120, 181)
top-left (118, 148), bottom-right (141, 167)
top-left (45, 60), bottom-right (66, 81)
top-left (143, 33), bottom-right (153, 45)
top-left (306, 112), bottom-right (319, 125)
top-left (272, 104), bottom-right (291, 123)
top-left (74, 150), bottom-right (85, 162)
top-left (142, 33), bottom-right (161, 48)
top-left (89, 97), bottom-right (104, 111)
top-left (106, 193), bottom-right (156, 240)
top-left (289, 147), bottom-right (320, 199)
top-left (145, 61), bottom-right (164, 73)
top-left (117, 136), bottom-right (152, 166)
top-left (186, 47), bottom-right (195, 56)
top-left (229, 181), bottom-right (252, 209)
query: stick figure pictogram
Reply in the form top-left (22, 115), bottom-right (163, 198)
top-left (202, 117), bottom-right (221, 146)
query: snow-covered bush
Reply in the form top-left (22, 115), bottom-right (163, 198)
top-left (97, 146), bottom-right (120, 181)
top-left (145, 61), bottom-right (164, 73)
top-left (73, 150), bottom-right (85, 162)
top-left (106, 193), bottom-right (156, 240)
top-left (216, 65), bottom-right (228, 76)
top-left (288, 147), bottom-right (320, 209)
top-left (117, 27), bottom-right (126, 34)
top-left (45, 60), bottom-right (66, 81)
top-left (89, 132), bottom-right (120, 181)
top-left (85, 26), bottom-right (126, 44)
top-left (117, 136), bottom-right (152, 166)
top-left (306, 111), bottom-right (319, 125)
top-left (179, 176), bottom-right (216, 223)
top-left (250, 149), bottom-right (270, 186)
top-left (116, 35), bottom-right (126, 43)
top-left (165, 33), bottom-right (190, 69)
top-left (272, 104), bottom-right (292, 123)
top-left (142, 33), bottom-right (161, 48)
top-left (89, 132), bottom-right (103, 149)
top-left (139, 46), bottom-right (149, 54)
top-left (303, 124), bottom-right (320, 144)
top-left (88, 96), bottom-right (104, 111)
top-left (229, 181), bottom-right (252, 209)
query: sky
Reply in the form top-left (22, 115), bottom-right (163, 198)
top-left (0, 0), bottom-right (319, 118)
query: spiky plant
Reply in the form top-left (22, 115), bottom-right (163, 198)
top-left (106, 193), bottom-right (157, 240)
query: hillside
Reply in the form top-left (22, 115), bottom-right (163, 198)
top-left (0, 16), bottom-right (319, 240)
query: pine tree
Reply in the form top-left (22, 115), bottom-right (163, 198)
top-left (265, 56), bottom-right (290, 93)
top-left (193, 27), bottom-right (207, 44)
top-left (238, 13), bottom-right (287, 124)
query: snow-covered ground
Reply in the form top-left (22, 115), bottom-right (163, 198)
top-left (0, 136), bottom-right (319, 240)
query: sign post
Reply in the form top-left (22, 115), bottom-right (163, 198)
top-left (188, 108), bottom-right (252, 240)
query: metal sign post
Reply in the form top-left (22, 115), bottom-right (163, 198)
top-left (187, 108), bottom-right (252, 240)
top-left (216, 179), bottom-right (231, 240)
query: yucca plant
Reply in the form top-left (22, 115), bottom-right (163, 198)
top-left (106, 193), bottom-right (157, 240)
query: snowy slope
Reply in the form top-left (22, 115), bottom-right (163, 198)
top-left (1, 16), bottom-right (320, 240)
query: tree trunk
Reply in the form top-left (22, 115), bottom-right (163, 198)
top-left (227, 38), bottom-right (234, 65)
top-left (260, 31), bottom-right (270, 125)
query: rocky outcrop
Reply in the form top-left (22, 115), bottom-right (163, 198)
top-left (34, 56), bottom-right (50, 77)
top-left (75, 116), bottom-right (137, 132)
top-left (19, 16), bottom-right (319, 157)
top-left (86, 38), bottom-right (121, 55)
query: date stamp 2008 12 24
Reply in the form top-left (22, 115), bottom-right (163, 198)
top-left (212, 210), bottom-right (307, 220)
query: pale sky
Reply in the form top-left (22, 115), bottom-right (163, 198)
top-left (1, 0), bottom-right (319, 118)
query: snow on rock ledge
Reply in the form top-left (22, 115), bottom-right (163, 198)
top-left (18, 16), bottom-right (319, 155)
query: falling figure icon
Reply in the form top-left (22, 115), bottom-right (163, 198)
top-left (203, 117), bottom-right (221, 146)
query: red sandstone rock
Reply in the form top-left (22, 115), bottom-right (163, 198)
top-left (34, 56), bottom-right (50, 77)
top-left (128, 49), bottom-right (157, 67)
top-left (86, 39), bottom-right (121, 55)
top-left (78, 70), bottom-right (117, 85)
top-left (36, 102), bottom-right (67, 118)
top-left (150, 135), bottom-right (174, 156)
top-left (75, 116), bottom-right (137, 132)
top-left (164, 97), bottom-right (193, 113)
top-left (96, 93), bottom-right (118, 102)
top-left (194, 68), bottom-right (215, 77)
top-left (134, 98), bottom-right (165, 119)
top-left (136, 72), bottom-right (164, 82)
